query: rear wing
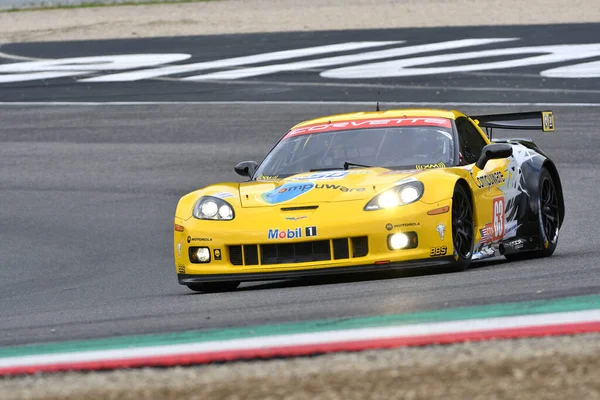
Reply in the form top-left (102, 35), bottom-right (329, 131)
top-left (470, 111), bottom-right (554, 140)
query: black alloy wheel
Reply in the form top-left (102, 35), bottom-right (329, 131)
top-left (450, 184), bottom-right (474, 272)
top-left (540, 171), bottom-right (560, 246)
top-left (506, 167), bottom-right (560, 261)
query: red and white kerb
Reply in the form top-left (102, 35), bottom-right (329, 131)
top-left (286, 117), bottom-right (452, 138)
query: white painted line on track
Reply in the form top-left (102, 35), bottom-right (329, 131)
top-left (1, 309), bottom-right (599, 369)
top-left (1, 101), bottom-right (600, 107)
top-left (0, 50), bottom-right (41, 62)
top-left (78, 42), bottom-right (401, 82)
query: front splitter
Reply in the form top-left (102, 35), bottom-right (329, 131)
top-left (178, 256), bottom-right (455, 284)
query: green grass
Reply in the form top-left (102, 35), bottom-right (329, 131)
top-left (1, 0), bottom-right (216, 12)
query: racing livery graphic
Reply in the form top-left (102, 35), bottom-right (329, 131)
top-left (173, 109), bottom-right (564, 293)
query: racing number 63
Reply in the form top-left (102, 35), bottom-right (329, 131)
top-left (493, 197), bottom-right (505, 241)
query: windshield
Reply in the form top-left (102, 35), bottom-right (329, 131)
top-left (254, 119), bottom-right (455, 179)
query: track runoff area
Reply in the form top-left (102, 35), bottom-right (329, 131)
top-left (1, 294), bottom-right (599, 376)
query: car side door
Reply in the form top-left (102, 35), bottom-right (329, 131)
top-left (455, 117), bottom-right (509, 253)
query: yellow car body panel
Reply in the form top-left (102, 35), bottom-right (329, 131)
top-left (173, 108), bottom-right (527, 283)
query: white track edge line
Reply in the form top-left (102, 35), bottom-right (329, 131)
top-left (1, 309), bottom-right (599, 368)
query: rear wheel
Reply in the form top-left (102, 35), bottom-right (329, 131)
top-left (187, 281), bottom-right (241, 293)
top-left (505, 167), bottom-right (560, 261)
top-left (449, 184), bottom-right (474, 272)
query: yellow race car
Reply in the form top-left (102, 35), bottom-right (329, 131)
top-left (173, 108), bottom-right (564, 293)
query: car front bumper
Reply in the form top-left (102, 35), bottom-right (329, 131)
top-left (173, 199), bottom-right (454, 282)
top-left (177, 256), bottom-right (455, 283)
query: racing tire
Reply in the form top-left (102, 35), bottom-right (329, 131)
top-left (186, 281), bottom-right (241, 293)
top-left (505, 167), bottom-right (560, 261)
top-left (449, 184), bottom-right (474, 272)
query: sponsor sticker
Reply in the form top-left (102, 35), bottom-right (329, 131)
top-left (188, 236), bottom-right (213, 243)
top-left (314, 183), bottom-right (366, 192)
top-left (305, 226), bottom-right (318, 237)
top-left (380, 170), bottom-right (422, 175)
top-left (261, 182), bottom-right (315, 204)
top-left (507, 238), bottom-right (526, 250)
top-left (504, 220), bottom-right (519, 239)
top-left (286, 117), bottom-right (452, 137)
top-left (288, 171), bottom-right (349, 181)
top-left (285, 216), bottom-right (307, 221)
top-left (416, 162), bottom-right (446, 170)
top-left (476, 171), bottom-right (505, 188)
top-left (542, 111), bottom-right (555, 132)
top-left (212, 191), bottom-right (235, 199)
top-left (480, 223), bottom-right (494, 244)
top-left (394, 222), bottom-right (420, 228)
top-left (387, 222), bottom-right (420, 231)
top-left (213, 248), bottom-right (222, 260)
top-left (268, 226), bottom-right (317, 240)
top-left (176, 242), bottom-right (181, 258)
top-left (257, 175), bottom-right (279, 180)
top-left (436, 223), bottom-right (446, 240)
top-left (430, 246), bottom-right (448, 257)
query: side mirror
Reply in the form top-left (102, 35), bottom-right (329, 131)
top-left (475, 143), bottom-right (513, 170)
top-left (234, 161), bottom-right (258, 177)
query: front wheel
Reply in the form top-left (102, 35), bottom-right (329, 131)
top-left (449, 184), bottom-right (474, 272)
top-left (187, 281), bottom-right (241, 293)
top-left (505, 167), bottom-right (560, 261)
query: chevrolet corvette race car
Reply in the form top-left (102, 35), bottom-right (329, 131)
top-left (173, 108), bottom-right (564, 293)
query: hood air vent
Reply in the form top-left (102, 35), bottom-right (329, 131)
top-left (280, 206), bottom-right (319, 211)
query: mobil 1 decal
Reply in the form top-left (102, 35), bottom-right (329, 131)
top-left (305, 226), bottom-right (318, 237)
top-left (268, 226), bottom-right (317, 240)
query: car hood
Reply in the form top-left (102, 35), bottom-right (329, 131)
top-left (239, 168), bottom-right (423, 208)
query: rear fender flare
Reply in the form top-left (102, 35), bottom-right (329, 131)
top-left (519, 156), bottom-right (565, 236)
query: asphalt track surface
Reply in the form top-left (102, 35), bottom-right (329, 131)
top-left (1, 25), bottom-right (600, 347)
top-left (2, 24), bottom-right (600, 103)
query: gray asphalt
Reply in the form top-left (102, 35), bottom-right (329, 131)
top-left (0, 103), bottom-right (598, 346)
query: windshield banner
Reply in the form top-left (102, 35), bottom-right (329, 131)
top-left (286, 117), bottom-right (451, 137)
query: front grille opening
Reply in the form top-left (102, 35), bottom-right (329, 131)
top-left (230, 237), bottom-right (367, 266)
top-left (332, 238), bottom-right (350, 259)
top-left (261, 240), bottom-right (330, 265)
top-left (351, 236), bottom-right (369, 257)
top-left (229, 245), bottom-right (243, 265)
top-left (243, 245), bottom-right (259, 265)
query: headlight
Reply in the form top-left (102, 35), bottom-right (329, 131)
top-left (193, 196), bottom-right (235, 220)
top-left (377, 191), bottom-right (401, 208)
top-left (364, 181), bottom-right (424, 211)
top-left (399, 185), bottom-right (420, 204)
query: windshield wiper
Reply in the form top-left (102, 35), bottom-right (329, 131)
top-left (309, 167), bottom-right (343, 172)
top-left (309, 162), bottom-right (373, 172)
top-left (343, 162), bottom-right (372, 170)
